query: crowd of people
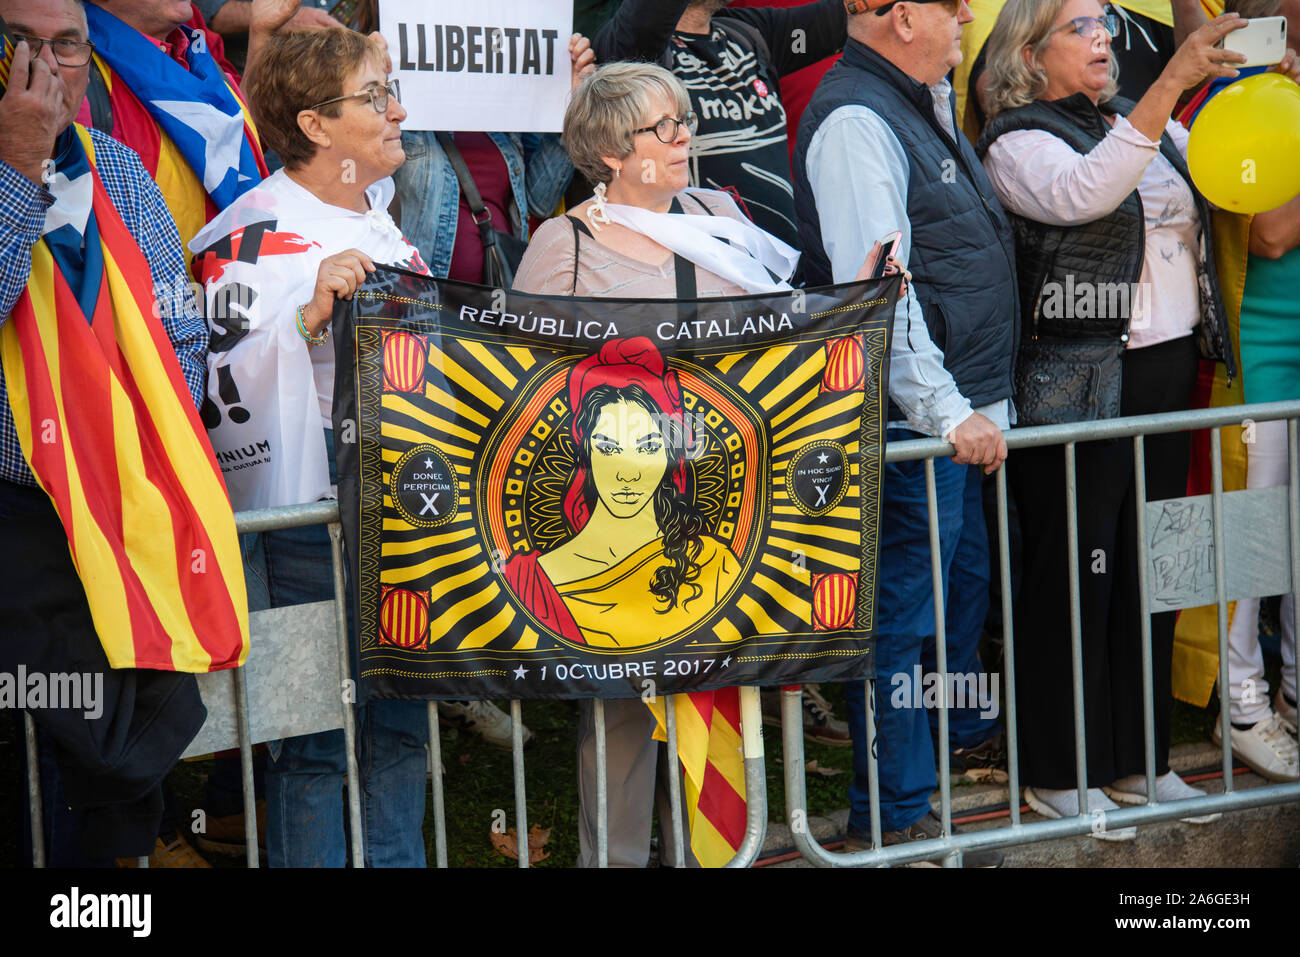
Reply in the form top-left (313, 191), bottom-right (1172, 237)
top-left (2, 0), bottom-right (1298, 868)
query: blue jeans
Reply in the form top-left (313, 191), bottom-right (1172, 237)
top-left (846, 433), bottom-right (999, 833)
top-left (393, 130), bottom-right (573, 275)
top-left (244, 429), bottom-right (428, 867)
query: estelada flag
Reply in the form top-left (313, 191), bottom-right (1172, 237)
top-left (83, 4), bottom-right (268, 254)
top-left (0, 126), bottom-right (248, 672)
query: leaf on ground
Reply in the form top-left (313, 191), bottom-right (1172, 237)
top-left (489, 824), bottom-right (552, 863)
top-left (961, 767), bottom-right (1008, 785)
top-left (458, 753), bottom-right (471, 765)
top-left (806, 760), bottom-right (843, 777)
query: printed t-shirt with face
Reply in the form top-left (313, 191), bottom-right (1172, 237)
top-left (668, 26), bottom-right (798, 249)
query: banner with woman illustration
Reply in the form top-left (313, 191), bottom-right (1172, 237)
top-left (333, 266), bottom-right (897, 700)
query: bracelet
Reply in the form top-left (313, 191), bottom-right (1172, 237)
top-left (297, 304), bottom-right (329, 346)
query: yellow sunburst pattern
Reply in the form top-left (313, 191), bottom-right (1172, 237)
top-left (334, 268), bottom-right (898, 701)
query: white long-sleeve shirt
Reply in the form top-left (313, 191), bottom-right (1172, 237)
top-left (804, 80), bottom-right (1012, 440)
top-left (981, 115), bottom-right (1202, 350)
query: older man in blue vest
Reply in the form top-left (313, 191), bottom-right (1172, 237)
top-left (793, 0), bottom-right (1017, 865)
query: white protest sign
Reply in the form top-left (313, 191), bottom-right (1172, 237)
top-left (380, 0), bottom-right (573, 133)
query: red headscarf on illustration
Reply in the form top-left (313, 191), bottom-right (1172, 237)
top-left (563, 337), bottom-right (689, 532)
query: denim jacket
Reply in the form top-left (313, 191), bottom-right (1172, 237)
top-left (393, 131), bottom-right (573, 279)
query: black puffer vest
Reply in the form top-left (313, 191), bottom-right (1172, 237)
top-left (793, 39), bottom-right (1020, 412)
top-left (976, 94), bottom-right (1235, 378)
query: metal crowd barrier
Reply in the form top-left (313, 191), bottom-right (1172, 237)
top-left (20, 497), bottom-right (767, 869)
top-left (22, 401), bottom-right (1300, 868)
top-left (785, 399), bottom-right (1300, 867)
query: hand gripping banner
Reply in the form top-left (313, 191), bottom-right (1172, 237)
top-left (333, 267), bottom-right (896, 700)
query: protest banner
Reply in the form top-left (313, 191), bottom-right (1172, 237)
top-left (333, 267), bottom-right (897, 701)
top-left (379, 0), bottom-right (573, 132)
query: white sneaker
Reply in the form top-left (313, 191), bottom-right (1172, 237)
top-left (1213, 714), bottom-right (1299, 782)
top-left (1023, 786), bottom-right (1137, 841)
top-left (1275, 690), bottom-right (1298, 735)
top-left (1104, 772), bottom-right (1221, 825)
top-left (440, 700), bottom-right (533, 750)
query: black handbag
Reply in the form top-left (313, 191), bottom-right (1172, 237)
top-left (1014, 338), bottom-right (1124, 426)
top-left (435, 132), bottom-right (528, 289)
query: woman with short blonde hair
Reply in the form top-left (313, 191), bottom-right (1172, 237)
top-left (562, 61), bottom-right (693, 188)
top-left (512, 61), bottom-right (888, 867)
top-left (513, 60), bottom-right (793, 868)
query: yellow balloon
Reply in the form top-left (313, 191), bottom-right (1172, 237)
top-left (1187, 73), bottom-right (1300, 214)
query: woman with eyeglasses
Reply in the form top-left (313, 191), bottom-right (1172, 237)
top-left (190, 27), bottom-right (432, 867)
top-left (513, 61), bottom-right (885, 867)
top-left (972, 0), bottom-right (1249, 834)
top-left (513, 61), bottom-right (801, 303)
top-left (513, 61), bottom-right (785, 869)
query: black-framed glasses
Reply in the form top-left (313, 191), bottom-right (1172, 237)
top-left (11, 33), bottom-right (95, 67)
top-left (1054, 14), bottom-right (1120, 39)
top-left (873, 0), bottom-right (963, 17)
top-left (308, 78), bottom-right (401, 114)
top-left (633, 111), bottom-right (699, 144)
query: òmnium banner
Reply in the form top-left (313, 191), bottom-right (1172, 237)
top-left (333, 267), bottom-right (896, 701)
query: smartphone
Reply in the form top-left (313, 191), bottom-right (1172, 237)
top-left (1217, 16), bottom-right (1287, 68)
top-left (864, 230), bottom-right (904, 280)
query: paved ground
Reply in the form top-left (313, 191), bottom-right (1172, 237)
top-left (762, 742), bottom-right (1300, 867)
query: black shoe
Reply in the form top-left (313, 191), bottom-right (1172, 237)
top-left (881, 810), bottom-right (1004, 868)
top-left (948, 731), bottom-right (1007, 774)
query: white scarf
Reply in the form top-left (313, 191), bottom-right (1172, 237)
top-left (600, 189), bottom-right (799, 294)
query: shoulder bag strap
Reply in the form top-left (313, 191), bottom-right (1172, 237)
top-left (435, 131), bottom-right (498, 253)
top-left (567, 214), bottom-right (592, 296)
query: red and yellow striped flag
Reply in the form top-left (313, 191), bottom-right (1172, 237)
top-left (649, 687), bottom-right (747, 867)
top-left (0, 31), bottom-right (14, 89)
top-left (0, 126), bottom-right (249, 672)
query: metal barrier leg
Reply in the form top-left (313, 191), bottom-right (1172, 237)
top-left (1064, 443), bottom-right (1090, 817)
top-left (511, 699), bottom-right (529, 868)
top-left (723, 685), bottom-right (768, 868)
top-left (662, 695), bottom-right (687, 867)
top-left (1290, 421), bottom-right (1300, 745)
top-left (24, 712), bottom-right (44, 868)
top-left (1132, 437), bottom-right (1159, 805)
top-left (923, 458), bottom-right (957, 866)
top-left (994, 465), bottom-right (1021, 826)
top-left (426, 702), bottom-right (447, 867)
top-left (232, 666), bottom-right (259, 867)
top-left (328, 523), bottom-right (365, 868)
top-left (865, 679), bottom-right (883, 852)
top-left (593, 698), bottom-right (608, 868)
top-left (782, 682), bottom-right (881, 867)
top-left (780, 687), bottom-right (825, 864)
top-left (1210, 430), bottom-right (1234, 791)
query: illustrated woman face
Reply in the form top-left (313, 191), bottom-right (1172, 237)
top-left (589, 399), bottom-right (669, 519)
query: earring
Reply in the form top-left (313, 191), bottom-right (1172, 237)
top-left (615, 166), bottom-right (621, 178)
top-left (588, 180), bottom-right (612, 231)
